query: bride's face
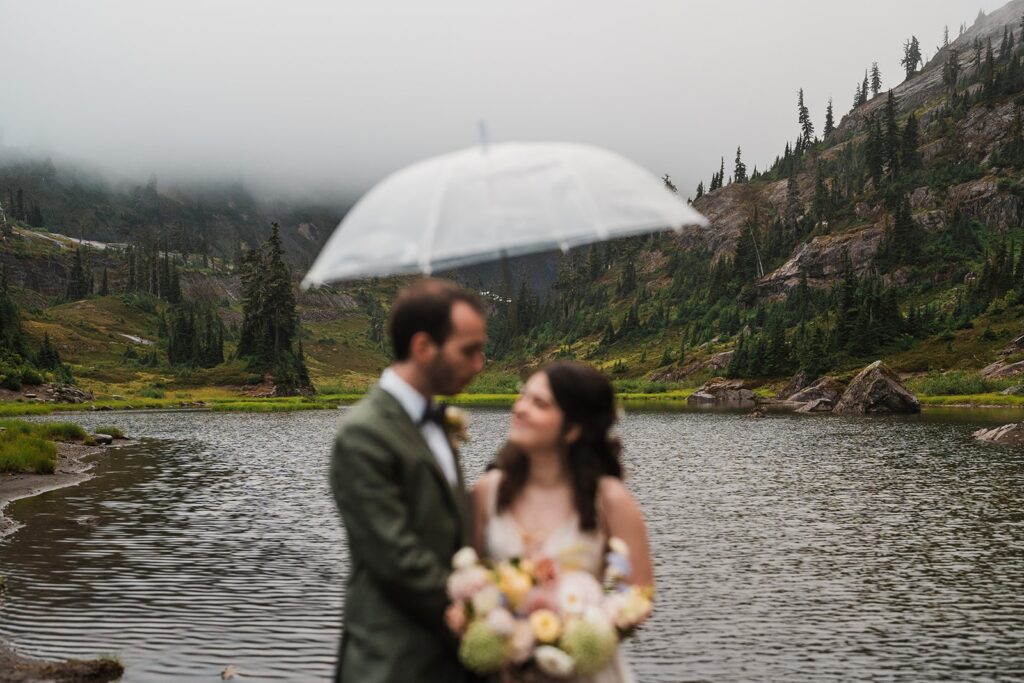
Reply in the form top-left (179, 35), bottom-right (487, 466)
top-left (508, 372), bottom-right (566, 452)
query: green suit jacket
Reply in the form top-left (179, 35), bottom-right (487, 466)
top-left (330, 384), bottom-right (473, 683)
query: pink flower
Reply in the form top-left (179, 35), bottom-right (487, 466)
top-left (508, 620), bottom-right (536, 664)
top-left (533, 557), bottom-right (559, 584)
top-left (447, 566), bottom-right (492, 602)
top-left (523, 585), bottom-right (558, 614)
top-left (445, 601), bottom-right (468, 635)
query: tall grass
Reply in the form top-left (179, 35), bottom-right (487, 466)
top-left (92, 425), bottom-right (125, 438)
top-left (909, 371), bottom-right (1016, 396)
top-left (0, 431), bottom-right (57, 473)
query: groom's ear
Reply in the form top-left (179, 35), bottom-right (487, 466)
top-left (409, 330), bottom-right (439, 363)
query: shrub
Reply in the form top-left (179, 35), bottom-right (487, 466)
top-left (139, 387), bottom-right (165, 398)
top-left (19, 367), bottom-right (44, 386)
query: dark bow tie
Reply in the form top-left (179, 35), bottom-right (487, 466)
top-left (420, 401), bottom-right (447, 427)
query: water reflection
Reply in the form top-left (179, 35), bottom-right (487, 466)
top-left (0, 408), bottom-right (1022, 681)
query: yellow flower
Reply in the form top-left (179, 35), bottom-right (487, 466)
top-left (528, 609), bottom-right (562, 643)
top-left (497, 566), bottom-right (533, 612)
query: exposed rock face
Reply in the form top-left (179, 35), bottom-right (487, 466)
top-left (755, 225), bottom-right (885, 297)
top-left (776, 372), bottom-right (809, 400)
top-left (948, 178), bottom-right (1024, 232)
top-left (973, 423), bottom-right (1024, 445)
top-left (788, 377), bottom-right (846, 405)
top-left (982, 360), bottom-right (1024, 379)
top-left (795, 398), bottom-right (834, 413)
top-left (834, 1), bottom-right (1024, 140)
top-left (833, 361), bottom-right (921, 414)
top-left (687, 378), bottom-right (755, 407)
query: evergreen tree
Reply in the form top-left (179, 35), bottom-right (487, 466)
top-left (236, 223), bottom-right (310, 393)
top-left (865, 115), bottom-right (884, 186)
top-left (734, 146), bottom-right (747, 183)
top-left (823, 97), bottom-right (835, 138)
top-left (36, 333), bottom-right (62, 370)
top-left (882, 90), bottom-right (901, 179)
top-left (798, 88), bottom-right (814, 143)
top-left (862, 71), bottom-right (870, 103)
top-left (870, 62), bottom-right (882, 96)
top-left (99, 268), bottom-right (109, 296)
top-left (902, 36), bottom-right (923, 79)
top-left (943, 47), bottom-right (961, 89)
top-left (64, 249), bottom-right (92, 301)
top-left (901, 113), bottom-right (922, 172)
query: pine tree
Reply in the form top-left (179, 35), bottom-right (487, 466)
top-left (823, 97), bottom-right (835, 138)
top-left (236, 223), bottom-right (310, 393)
top-left (901, 113), bottom-right (921, 172)
top-left (862, 71), bottom-right (870, 103)
top-left (99, 268), bottom-right (109, 296)
top-left (798, 88), bottom-right (814, 143)
top-left (734, 146), bottom-right (747, 183)
top-left (902, 36), bottom-right (922, 79)
top-left (870, 62), bottom-right (882, 96)
top-left (943, 47), bottom-right (961, 89)
top-left (64, 249), bottom-right (91, 301)
top-left (882, 90), bottom-right (901, 179)
top-left (865, 115), bottom-right (884, 186)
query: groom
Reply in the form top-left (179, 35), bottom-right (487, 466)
top-left (330, 278), bottom-right (487, 683)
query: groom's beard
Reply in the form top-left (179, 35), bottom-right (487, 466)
top-left (425, 354), bottom-right (461, 396)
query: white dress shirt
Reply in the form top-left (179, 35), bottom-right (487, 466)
top-left (378, 368), bottom-right (459, 487)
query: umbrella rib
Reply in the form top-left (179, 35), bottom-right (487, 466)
top-left (419, 156), bottom-right (457, 274)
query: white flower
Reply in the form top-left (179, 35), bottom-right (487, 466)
top-left (485, 607), bottom-right (517, 637)
top-left (534, 645), bottom-right (575, 678)
top-left (452, 546), bottom-right (479, 570)
top-left (471, 584), bottom-right (502, 616)
top-left (557, 571), bottom-right (603, 616)
top-left (508, 620), bottom-right (536, 664)
top-left (608, 537), bottom-right (630, 558)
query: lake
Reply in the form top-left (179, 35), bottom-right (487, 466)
top-left (1, 407), bottom-right (1022, 681)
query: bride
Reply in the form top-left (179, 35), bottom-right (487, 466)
top-left (471, 361), bottom-right (654, 683)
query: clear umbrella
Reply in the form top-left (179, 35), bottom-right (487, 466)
top-left (301, 141), bottom-right (708, 288)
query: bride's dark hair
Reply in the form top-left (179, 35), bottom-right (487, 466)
top-left (496, 361), bottom-right (623, 531)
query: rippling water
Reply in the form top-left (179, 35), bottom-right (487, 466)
top-left (1, 407), bottom-right (1023, 681)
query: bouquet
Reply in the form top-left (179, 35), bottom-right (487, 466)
top-left (444, 539), bottom-right (653, 679)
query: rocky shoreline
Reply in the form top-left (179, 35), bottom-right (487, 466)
top-left (0, 644), bottom-right (123, 682)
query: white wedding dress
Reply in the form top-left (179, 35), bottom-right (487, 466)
top-left (483, 478), bottom-right (636, 683)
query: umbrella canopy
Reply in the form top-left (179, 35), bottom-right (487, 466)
top-left (301, 142), bottom-right (709, 288)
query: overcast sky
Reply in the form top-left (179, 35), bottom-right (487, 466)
top-left (0, 1), bottom-right (1006, 202)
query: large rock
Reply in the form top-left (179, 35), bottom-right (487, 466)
top-left (755, 225), bottom-right (885, 298)
top-left (796, 398), bottom-right (834, 413)
top-left (982, 360), bottom-right (1024, 379)
top-left (973, 423), bottom-right (1024, 445)
top-left (788, 377), bottom-right (846, 405)
top-left (687, 378), bottom-right (756, 407)
top-left (776, 372), bottom-right (809, 400)
top-left (833, 361), bottom-right (921, 414)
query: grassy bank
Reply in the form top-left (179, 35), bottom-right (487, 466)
top-left (0, 419), bottom-right (89, 473)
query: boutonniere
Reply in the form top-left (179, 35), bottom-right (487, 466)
top-left (442, 405), bottom-right (470, 448)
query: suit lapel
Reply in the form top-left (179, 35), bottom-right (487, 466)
top-left (369, 385), bottom-right (463, 524)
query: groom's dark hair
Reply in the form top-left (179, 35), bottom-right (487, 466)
top-left (388, 278), bottom-right (485, 361)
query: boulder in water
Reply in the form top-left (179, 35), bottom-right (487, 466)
top-left (833, 361), bottom-right (920, 414)
top-left (973, 423), bottom-right (1024, 444)
top-left (687, 378), bottom-right (756, 407)
top-left (788, 377), bottom-right (845, 405)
